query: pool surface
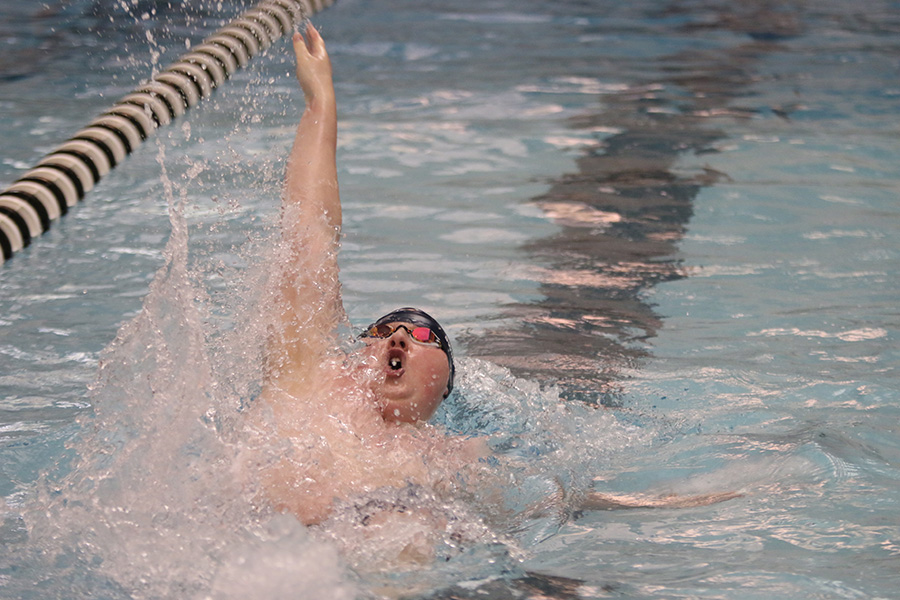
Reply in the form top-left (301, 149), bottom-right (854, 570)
top-left (2, 0), bottom-right (899, 598)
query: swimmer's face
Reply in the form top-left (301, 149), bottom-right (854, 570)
top-left (361, 322), bottom-right (451, 423)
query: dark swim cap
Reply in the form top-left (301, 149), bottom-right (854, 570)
top-left (364, 307), bottom-right (455, 398)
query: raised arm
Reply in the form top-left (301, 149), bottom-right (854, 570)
top-left (264, 24), bottom-right (344, 394)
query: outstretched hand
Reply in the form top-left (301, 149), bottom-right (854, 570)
top-left (293, 23), bottom-right (334, 107)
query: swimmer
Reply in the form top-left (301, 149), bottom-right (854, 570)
top-left (249, 24), bottom-right (738, 533)
top-left (250, 23), bottom-right (481, 529)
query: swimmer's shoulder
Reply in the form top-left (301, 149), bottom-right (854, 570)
top-left (460, 436), bottom-right (491, 461)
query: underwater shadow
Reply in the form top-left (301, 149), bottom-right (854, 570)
top-left (465, 3), bottom-right (802, 407)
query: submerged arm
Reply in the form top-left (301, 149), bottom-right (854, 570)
top-left (519, 481), bottom-right (740, 525)
top-left (265, 24), bottom-right (343, 392)
top-left (581, 489), bottom-right (742, 511)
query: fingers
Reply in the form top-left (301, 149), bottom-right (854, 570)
top-left (306, 23), bottom-right (326, 58)
top-left (291, 22), bottom-right (334, 103)
top-left (293, 23), bottom-right (325, 60)
top-left (292, 31), bottom-right (306, 66)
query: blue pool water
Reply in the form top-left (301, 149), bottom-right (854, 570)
top-left (2, 0), bottom-right (899, 598)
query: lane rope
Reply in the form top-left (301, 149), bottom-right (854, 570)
top-left (0, 0), bottom-right (335, 264)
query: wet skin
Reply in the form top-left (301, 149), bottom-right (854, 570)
top-left (251, 22), bottom-right (740, 533)
top-left (362, 323), bottom-right (451, 423)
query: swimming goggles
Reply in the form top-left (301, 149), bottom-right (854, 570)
top-left (362, 323), bottom-right (443, 349)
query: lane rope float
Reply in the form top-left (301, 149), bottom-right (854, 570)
top-left (0, 0), bottom-right (335, 265)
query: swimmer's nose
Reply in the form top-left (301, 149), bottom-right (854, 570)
top-left (388, 328), bottom-right (409, 349)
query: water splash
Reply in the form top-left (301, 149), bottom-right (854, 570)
top-left (8, 196), bottom-right (657, 597)
top-left (7, 121), bottom-right (360, 597)
top-left (2, 4), bottom-right (695, 596)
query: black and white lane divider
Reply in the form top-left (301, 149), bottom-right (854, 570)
top-left (0, 0), bottom-right (335, 264)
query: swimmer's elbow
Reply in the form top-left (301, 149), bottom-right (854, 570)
top-left (270, 494), bottom-right (333, 527)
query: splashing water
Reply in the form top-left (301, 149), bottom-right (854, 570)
top-left (6, 103), bottom-right (671, 595)
top-left (9, 131), bottom-right (351, 597)
top-left (0, 96), bottom-right (662, 597)
top-left (8, 1), bottom-right (898, 597)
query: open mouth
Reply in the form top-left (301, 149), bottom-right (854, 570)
top-left (386, 349), bottom-right (405, 376)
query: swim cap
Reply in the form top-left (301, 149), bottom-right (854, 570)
top-left (364, 307), bottom-right (455, 398)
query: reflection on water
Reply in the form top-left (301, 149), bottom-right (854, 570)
top-left (468, 4), bottom-right (803, 406)
top-left (3, 0), bottom-right (900, 598)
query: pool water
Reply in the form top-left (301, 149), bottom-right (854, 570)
top-left (2, 0), bottom-right (899, 598)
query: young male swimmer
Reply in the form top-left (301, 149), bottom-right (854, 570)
top-left (250, 23), bottom-right (737, 530)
